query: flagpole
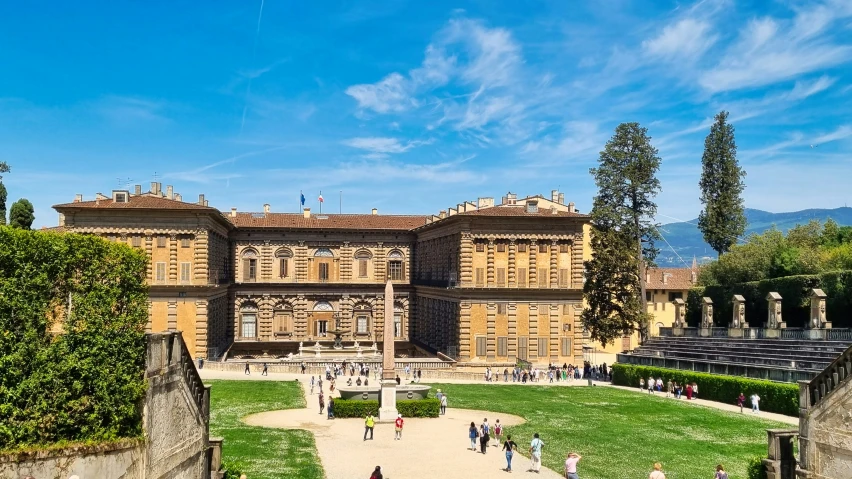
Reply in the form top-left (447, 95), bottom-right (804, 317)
top-left (299, 190), bottom-right (302, 213)
top-left (339, 190), bottom-right (342, 214)
top-left (319, 190), bottom-right (322, 214)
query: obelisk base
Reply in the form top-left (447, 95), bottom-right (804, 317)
top-left (378, 379), bottom-right (398, 423)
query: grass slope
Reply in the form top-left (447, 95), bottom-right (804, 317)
top-left (428, 383), bottom-right (787, 479)
top-left (207, 380), bottom-right (323, 479)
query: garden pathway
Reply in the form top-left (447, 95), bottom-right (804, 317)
top-left (202, 370), bottom-right (565, 479)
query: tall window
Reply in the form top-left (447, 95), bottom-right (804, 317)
top-left (180, 237), bottom-right (191, 248)
top-left (497, 303), bottom-right (507, 315)
top-left (273, 305), bottom-right (292, 336)
top-left (180, 262), bottom-right (191, 283)
top-left (498, 337), bottom-right (508, 356)
top-left (318, 263), bottom-right (329, 281)
top-left (315, 248), bottom-right (333, 282)
top-left (518, 243), bottom-right (527, 253)
top-left (497, 243), bottom-right (506, 252)
top-left (242, 249), bottom-right (258, 282)
top-left (276, 248), bottom-right (292, 278)
top-left (475, 242), bottom-right (485, 252)
top-left (356, 315), bottom-right (368, 334)
top-left (559, 243), bottom-right (570, 253)
top-left (476, 336), bottom-right (487, 357)
top-left (157, 236), bottom-right (167, 248)
top-left (518, 268), bottom-right (527, 286)
top-left (497, 268), bottom-right (506, 285)
top-left (539, 268), bottom-right (548, 286)
top-left (132, 235), bottom-right (141, 247)
top-left (353, 303), bottom-right (371, 335)
top-left (475, 268), bottom-right (485, 286)
top-left (387, 250), bottom-right (404, 280)
top-left (355, 250), bottom-right (371, 278)
top-left (559, 269), bottom-right (569, 287)
top-left (313, 302), bottom-right (333, 337)
top-left (394, 304), bottom-right (404, 338)
top-left (240, 304), bottom-right (258, 339)
top-left (155, 262), bottom-right (166, 282)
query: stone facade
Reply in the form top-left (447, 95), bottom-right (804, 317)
top-left (53, 185), bottom-right (590, 363)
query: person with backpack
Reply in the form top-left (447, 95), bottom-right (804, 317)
top-left (440, 392), bottom-right (448, 415)
top-left (503, 434), bottom-right (518, 472)
top-left (493, 419), bottom-right (503, 447)
top-left (479, 422), bottom-right (490, 453)
top-left (262, 362), bottom-right (268, 376)
top-left (394, 414), bottom-right (404, 440)
top-left (468, 422), bottom-right (479, 451)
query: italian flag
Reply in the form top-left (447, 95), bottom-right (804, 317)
top-left (318, 193), bottom-right (324, 203)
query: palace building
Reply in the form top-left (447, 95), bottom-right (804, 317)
top-left (52, 184), bottom-right (591, 364)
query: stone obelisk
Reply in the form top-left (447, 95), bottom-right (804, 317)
top-left (379, 280), bottom-right (398, 422)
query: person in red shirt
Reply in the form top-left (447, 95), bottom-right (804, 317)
top-left (394, 414), bottom-right (404, 440)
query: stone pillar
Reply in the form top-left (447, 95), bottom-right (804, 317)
top-left (260, 241), bottom-right (273, 280)
top-left (486, 240), bottom-right (495, 287)
top-left (549, 304), bottom-right (560, 360)
top-left (193, 230), bottom-right (209, 284)
top-left (375, 242), bottom-right (386, 282)
top-left (550, 239), bottom-right (559, 289)
top-left (809, 288), bottom-right (829, 329)
top-left (295, 242), bottom-right (308, 282)
top-left (460, 233), bottom-right (473, 287)
top-left (294, 295), bottom-right (309, 338)
top-left (672, 298), bottom-right (685, 336)
top-left (169, 234), bottom-right (178, 283)
top-left (340, 241), bottom-right (352, 281)
top-left (507, 303), bottom-right (517, 359)
top-left (529, 240), bottom-right (538, 287)
top-left (195, 299), bottom-right (208, 358)
top-left (764, 429), bottom-right (798, 479)
top-left (765, 292), bottom-right (785, 338)
top-left (146, 300), bottom-right (153, 333)
top-left (571, 233), bottom-right (584, 288)
top-left (145, 234), bottom-right (153, 282)
top-left (729, 294), bottom-right (748, 337)
top-left (167, 300), bottom-right (178, 331)
top-left (508, 239), bottom-right (516, 287)
top-left (486, 302), bottom-right (496, 361)
top-left (700, 297), bottom-right (713, 337)
top-left (459, 301), bottom-right (472, 361)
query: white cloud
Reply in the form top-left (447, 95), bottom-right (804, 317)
top-left (643, 18), bottom-right (718, 59)
top-left (342, 137), bottom-right (432, 155)
top-left (345, 73), bottom-right (412, 113)
top-left (812, 125), bottom-right (852, 144)
top-left (699, 4), bottom-right (852, 93)
top-left (93, 96), bottom-right (169, 123)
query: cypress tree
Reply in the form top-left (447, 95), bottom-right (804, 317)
top-left (9, 198), bottom-right (35, 230)
top-left (0, 182), bottom-right (6, 225)
top-left (698, 111), bottom-right (747, 256)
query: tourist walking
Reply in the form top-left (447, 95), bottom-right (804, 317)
top-left (686, 383), bottom-right (693, 400)
top-left (310, 376), bottom-right (315, 394)
top-left (417, 368), bottom-right (422, 382)
top-left (666, 379), bottom-right (673, 398)
top-left (364, 414), bottom-right (375, 441)
top-left (262, 362), bottom-right (268, 376)
top-left (318, 377), bottom-right (323, 392)
top-left (737, 393), bottom-right (745, 413)
top-left (692, 382), bottom-right (699, 398)
top-left (648, 377), bottom-right (655, 394)
top-left (318, 391), bottom-right (325, 415)
top-left (504, 368), bottom-right (509, 382)
top-left (327, 398), bottom-right (335, 419)
top-left (405, 365), bottom-right (411, 379)
top-left (394, 414), bottom-right (404, 440)
top-left (493, 419), bottom-right (503, 447)
top-left (440, 392), bottom-right (448, 415)
top-left (301, 361), bottom-right (306, 374)
top-left (639, 377), bottom-right (645, 391)
top-left (479, 423), bottom-right (490, 453)
top-left (751, 393), bottom-right (761, 414)
top-left (503, 435), bottom-right (518, 472)
top-left (564, 452), bottom-right (582, 479)
top-left (369, 465), bottom-right (383, 479)
top-left (469, 422), bottom-right (479, 451)
top-left (649, 462), bottom-right (666, 479)
top-left (244, 362), bottom-right (250, 375)
top-left (528, 433), bottom-right (544, 473)
top-left (714, 464), bottom-right (728, 479)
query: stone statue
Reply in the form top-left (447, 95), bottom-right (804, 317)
top-left (678, 307), bottom-right (685, 327)
top-left (704, 304), bottom-right (713, 327)
top-left (820, 303), bottom-right (826, 325)
top-left (775, 303), bottom-right (782, 325)
top-left (299, 341), bottom-right (303, 349)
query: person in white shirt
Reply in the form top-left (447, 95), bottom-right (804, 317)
top-left (648, 377), bottom-right (656, 394)
top-left (649, 462), bottom-right (666, 479)
top-left (751, 393), bottom-right (761, 414)
top-left (529, 433), bottom-right (544, 473)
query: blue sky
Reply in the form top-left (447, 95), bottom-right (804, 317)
top-left (1, 0), bottom-right (851, 229)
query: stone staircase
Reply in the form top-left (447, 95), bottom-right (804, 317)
top-left (617, 336), bottom-right (852, 383)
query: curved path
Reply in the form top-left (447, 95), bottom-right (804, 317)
top-left (203, 370), bottom-right (563, 479)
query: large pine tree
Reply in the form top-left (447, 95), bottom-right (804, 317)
top-left (698, 111), bottom-right (746, 256)
top-left (583, 122), bottom-right (662, 345)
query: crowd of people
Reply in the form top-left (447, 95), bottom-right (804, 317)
top-left (485, 361), bottom-right (612, 384)
top-left (638, 376), bottom-right (762, 414)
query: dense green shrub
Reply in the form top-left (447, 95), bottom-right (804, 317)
top-left (398, 398), bottom-right (440, 417)
top-left (0, 228), bottom-right (149, 451)
top-left (331, 398), bottom-right (439, 418)
top-left (220, 459), bottom-right (245, 479)
top-left (686, 271), bottom-right (852, 328)
top-left (747, 456), bottom-right (767, 479)
top-left (611, 364), bottom-right (799, 416)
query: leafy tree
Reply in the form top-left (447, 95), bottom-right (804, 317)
top-left (698, 111), bottom-right (747, 256)
top-left (0, 161), bottom-right (8, 179)
top-left (9, 198), bottom-right (34, 229)
top-left (0, 182), bottom-right (6, 225)
top-left (583, 122), bottom-right (662, 344)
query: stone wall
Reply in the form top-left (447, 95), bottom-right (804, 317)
top-left (0, 332), bottom-right (214, 479)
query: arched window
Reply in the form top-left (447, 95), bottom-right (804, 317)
top-left (313, 301), bottom-right (334, 311)
top-left (241, 249), bottom-right (258, 282)
top-left (276, 248), bottom-right (293, 278)
top-left (353, 302), bottom-right (372, 335)
top-left (394, 303), bottom-right (404, 338)
top-left (273, 303), bottom-right (293, 336)
top-left (355, 250), bottom-right (372, 278)
top-left (313, 301), bottom-right (333, 337)
top-left (315, 248), bottom-right (333, 281)
top-left (387, 250), bottom-right (404, 281)
top-left (240, 303), bottom-right (258, 338)
top-left (314, 248), bottom-right (334, 257)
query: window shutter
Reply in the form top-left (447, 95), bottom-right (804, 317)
top-left (498, 337), bottom-right (508, 356)
top-left (518, 268), bottom-right (526, 286)
top-left (243, 259), bottom-right (251, 281)
top-left (539, 268), bottom-right (548, 286)
top-left (559, 269), bottom-right (568, 287)
top-left (538, 337), bottom-right (548, 357)
top-left (476, 336), bottom-right (487, 357)
top-left (561, 337), bottom-right (571, 356)
top-left (497, 303), bottom-right (507, 315)
top-left (518, 337), bottom-right (528, 360)
top-left (281, 259), bottom-right (289, 278)
top-left (359, 259), bottom-right (367, 277)
top-left (475, 268), bottom-right (484, 286)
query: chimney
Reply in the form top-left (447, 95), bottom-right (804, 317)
top-left (303, 207), bottom-right (311, 218)
top-left (439, 210), bottom-right (447, 219)
top-left (371, 208), bottom-right (378, 215)
top-left (662, 272), bottom-right (668, 285)
top-left (150, 182), bottom-right (158, 194)
top-left (551, 189), bottom-right (559, 203)
top-left (204, 200), bottom-right (209, 206)
top-left (568, 202), bottom-right (576, 213)
top-left (174, 193), bottom-right (182, 202)
top-left (96, 193), bottom-right (108, 200)
top-left (198, 194), bottom-right (205, 206)
top-left (166, 185), bottom-right (174, 200)
top-left (691, 271), bottom-right (697, 283)
top-left (263, 203), bottom-right (270, 214)
top-left (558, 193), bottom-right (565, 205)
top-left (230, 207), bottom-right (237, 218)
top-left (134, 185), bottom-right (142, 195)
top-left (477, 197), bottom-right (494, 209)
top-left (74, 194), bottom-right (83, 203)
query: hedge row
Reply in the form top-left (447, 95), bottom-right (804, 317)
top-left (686, 270), bottom-right (852, 328)
top-left (611, 364), bottom-right (799, 416)
top-left (332, 398), bottom-right (440, 418)
top-left (747, 457), bottom-right (767, 479)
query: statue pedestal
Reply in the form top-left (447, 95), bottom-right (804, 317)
top-left (699, 327), bottom-right (712, 337)
top-left (806, 329), bottom-right (827, 340)
top-left (764, 328), bottom-right (781, 339)
top-left (728, 328), bottom-right (744, 338)
top-left (378, 379), bottom-right (398, 423)
top-left (672, 327), bottom-right (685, 337)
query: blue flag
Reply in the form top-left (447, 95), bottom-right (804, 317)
top-left (300, 193), bottom-right (305, 206)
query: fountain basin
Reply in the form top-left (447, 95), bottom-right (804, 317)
top-left (337, 384), bottom-right (431, 401)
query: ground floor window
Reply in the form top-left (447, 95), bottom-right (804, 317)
top-left (356, 315), bottom-right (369, 334)
top-left (316, 320), bottom-right (328, 337)
top-left (241, 314), bottom-right (257, 338)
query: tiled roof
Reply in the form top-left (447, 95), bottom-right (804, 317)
top-left (646, 267), bottom-right (697, 290)
top-left (53, 195), bottom-right (216, 211)
top-left (226, 212), bottom-right (428, 230)
top-left (455, 206), bottom-right (588, 218)
top-left (39, 226), bottom-right (66, 233)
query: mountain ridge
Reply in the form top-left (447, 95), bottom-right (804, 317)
top-left (655, 207), bottom-right (852, 267)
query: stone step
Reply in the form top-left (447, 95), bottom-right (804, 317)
top-left (633, 350), bottom-right (831, 370)
top-left (638, 344), bottom-right (841, 360)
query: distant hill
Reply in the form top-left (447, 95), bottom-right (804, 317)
top-left (655, 207), bottom-right (852, 267)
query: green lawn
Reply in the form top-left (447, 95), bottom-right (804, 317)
top-left (207, 380), bottom-right (323, 479)
top-left (427, 383), bottom-right (787, 479)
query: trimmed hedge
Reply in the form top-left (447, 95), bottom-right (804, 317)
top-left (747, 456), bottom-right (767, 479)
top-left (687, 271), bottom-right (852, 328)
top-left (612, 364), bottom-right (799, 416)
top-left (331, 398), bottom-right (440, 418)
